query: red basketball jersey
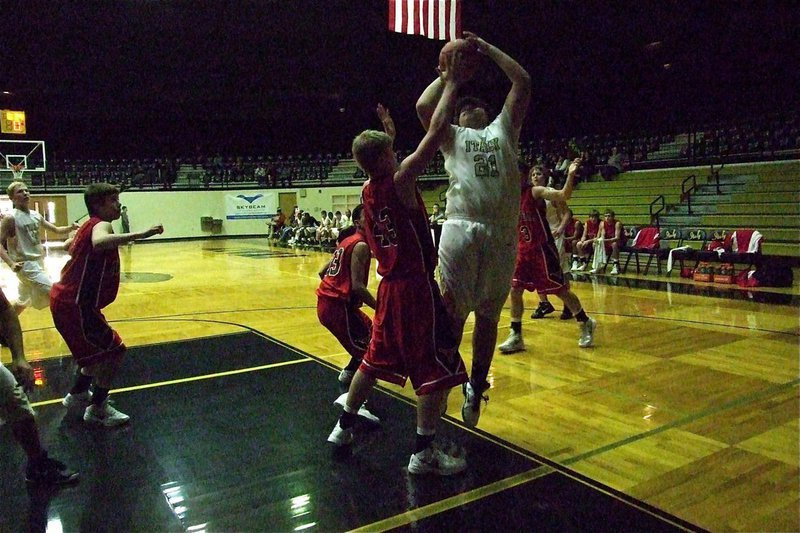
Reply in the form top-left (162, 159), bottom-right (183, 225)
top-left (517, 184), bottom-right (555, 252)
top-left (585, 218), bottom-right (600, 239)
top-left (563, 217), bottom-right (577, 238)
top-left (51, 217), bottom-right (120, 309)
top-left (603, 220), bottom-right (625, 243)
top-left (316, 229), bottom-right (370, 304)
top-left (361, 177), bottom-right (436, 278)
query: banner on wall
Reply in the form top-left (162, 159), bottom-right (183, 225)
top-left (225, 192), bottom-right (276, 220)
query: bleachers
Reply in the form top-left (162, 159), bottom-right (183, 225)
top-left (568, 160), bottom-right (800, 261)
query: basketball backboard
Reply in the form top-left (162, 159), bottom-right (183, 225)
top-left (0, 139), bottom-right (47, 173)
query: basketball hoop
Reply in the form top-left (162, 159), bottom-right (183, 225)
top-left (10, 163), bottom-right (24, 181)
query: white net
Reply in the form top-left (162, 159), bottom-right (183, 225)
top-left (10, 164), bottom-right (24, 181)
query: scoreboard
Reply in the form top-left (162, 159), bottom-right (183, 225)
top-left (1, 110), bottom-right (26, 134)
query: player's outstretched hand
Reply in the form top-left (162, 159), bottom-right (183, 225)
top-left (376, 103), bottom-right (396, 139)
top-left (439, 49), bottom-right (470, 85)
top-left (568, 158), bottom-right (582, 178)
top-left (462, 31), bottom-right (489, 53)
top-left (143, 224), bottom-right (164, 239)
top-left (376, 103), bottom-right (391, 123)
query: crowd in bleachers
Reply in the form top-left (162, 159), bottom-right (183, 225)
top-left (683, 114), bottom-right (800, 159)
top-left (14, 113), bottom-right (799, 192)
top-left (268, 205), bottom-right (354, 251)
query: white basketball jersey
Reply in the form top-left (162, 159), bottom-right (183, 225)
top-left (441, 108), bottom-right (520, 229)
top-left (11, 209), bottom-right (44, 261)
top-left (545, 191), bottom-right (561, 230)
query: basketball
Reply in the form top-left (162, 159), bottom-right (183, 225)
top-left (438, 39), bottom-right (480, 79)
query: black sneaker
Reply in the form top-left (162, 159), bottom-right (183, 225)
top-left (560, 308), bottom-right (574, 320)
top-left (531, 301), bottom-right (555, 319)
top-left (26, 456), bottom-right (79, 486)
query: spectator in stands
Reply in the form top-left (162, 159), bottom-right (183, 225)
top-left (428, 203), bottom-right (446, 251)
top-left (316, 210), bottom-right (335, 245)
top-left (598, 147), bottom-right (623, 181)
top-left (578, 150), bottom-right (595, 182)
top-left (254, 164), bottom-right (267, 186)
top-left (553, 153), bottom-right (571, 183)
top-left (293, 212), bottom-right (319, 246)
top-left (341, 208), bottom-right (352, 229)
top-left (120, 206), bottom-right (130, 234)
top-left (574, 210), bottom-right (601, 271)
top-left (330, 210), bottom-right (345, 241)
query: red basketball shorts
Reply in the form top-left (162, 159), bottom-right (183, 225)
top-left (360, 274), bottom-right (467, 395)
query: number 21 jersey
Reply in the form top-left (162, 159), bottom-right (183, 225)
top-left (440, 108), bottom-right (520, 230)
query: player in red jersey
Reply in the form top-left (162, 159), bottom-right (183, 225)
top-left (52, 183), bottom-right (163, 427)
top-left (497, 160), bottom-right (598, 354)
top-left (589, 209), bottom-right (626, 275)
top-left (316, 204), bottom-right (380, 424)
top-left (327, 51), bottom-right (469, 476)
top-left (574, 209), bottom-right (601, 271)
top-left (564, 209), bottom-right (584, 272)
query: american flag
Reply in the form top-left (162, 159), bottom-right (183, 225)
top-left (388, 0), bottom-right (462, 41)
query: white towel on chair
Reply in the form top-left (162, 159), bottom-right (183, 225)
top-left (666, 245), bottom-right (692, 273)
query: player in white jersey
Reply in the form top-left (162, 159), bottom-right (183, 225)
top-left (0, 182), bottom-right (78, 311)
top-left (416, 32), bottom-right (530, 428)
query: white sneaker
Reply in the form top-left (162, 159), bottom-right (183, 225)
top-left (571, 260), bottom-right (580, 271)
top-left (610, 263), bottom-right (620, 275)
top-left (578, 317), bottom-right (597, 348)
top-left (461, 382), bottom-right (488, 428)
top-left (326, 421), bottom-right (354, 446)
top-left (62, 391), bottom-right (92, 408)
top-left (576, 263), bottom-right (587, 271)
top-left (83, 402), bottom-right (130, 427)
top-left (408, 445), bottom-right (467, 476)
top-left (338, 369), bottom-right (355, 385)
top-left (498, 331), bottom-right (525, 354)
top-left (333, 393), bottom-right (380, 424)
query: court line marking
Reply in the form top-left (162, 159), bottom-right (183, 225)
top-left (30, 357), bottom-right (311, 408)
top-left (19, 303), bottom-right (797, 338)
top-left (563, 377), bottom-right (800, 466)
top-left (28, 323), bottom-right (701, 530)
top-left (348, 466), bottom-right (554, 533)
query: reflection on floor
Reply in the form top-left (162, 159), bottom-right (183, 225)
top-left (0, 333), bottom-right (696, 532)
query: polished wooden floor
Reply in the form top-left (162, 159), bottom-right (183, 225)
top-left (2, 238), bottom-right (799, 532)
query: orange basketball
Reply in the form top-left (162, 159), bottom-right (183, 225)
top-left (438, 39), bottom-right (479, 79)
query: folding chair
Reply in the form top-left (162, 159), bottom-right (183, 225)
top-left (623, 226), bottom-right (666, 275)
top-left (720, 228), bottom-right (763, 270)
top-left (671, 228), bottom-right (708, 272)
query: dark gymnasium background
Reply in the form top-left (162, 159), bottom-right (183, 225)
top-left (1, 0), bottom-right (798, 159)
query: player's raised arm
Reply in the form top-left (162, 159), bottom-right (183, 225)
top-left (92, 222), bottom-right (164, 250)
top-left (416, 39), bottom-right (479, 131)
top-left (376, 103), bottom-right (396, 141)
top-left (396, 51), bottom-right (464, 196)
top-left (416, 77), bottom-right (445, 132)
top-left (350, 241), bottom-right (376, 310)
top-left (532, 159), bottom-right (581, 203)
top-left (463, 32), bottom-right (531, 133)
